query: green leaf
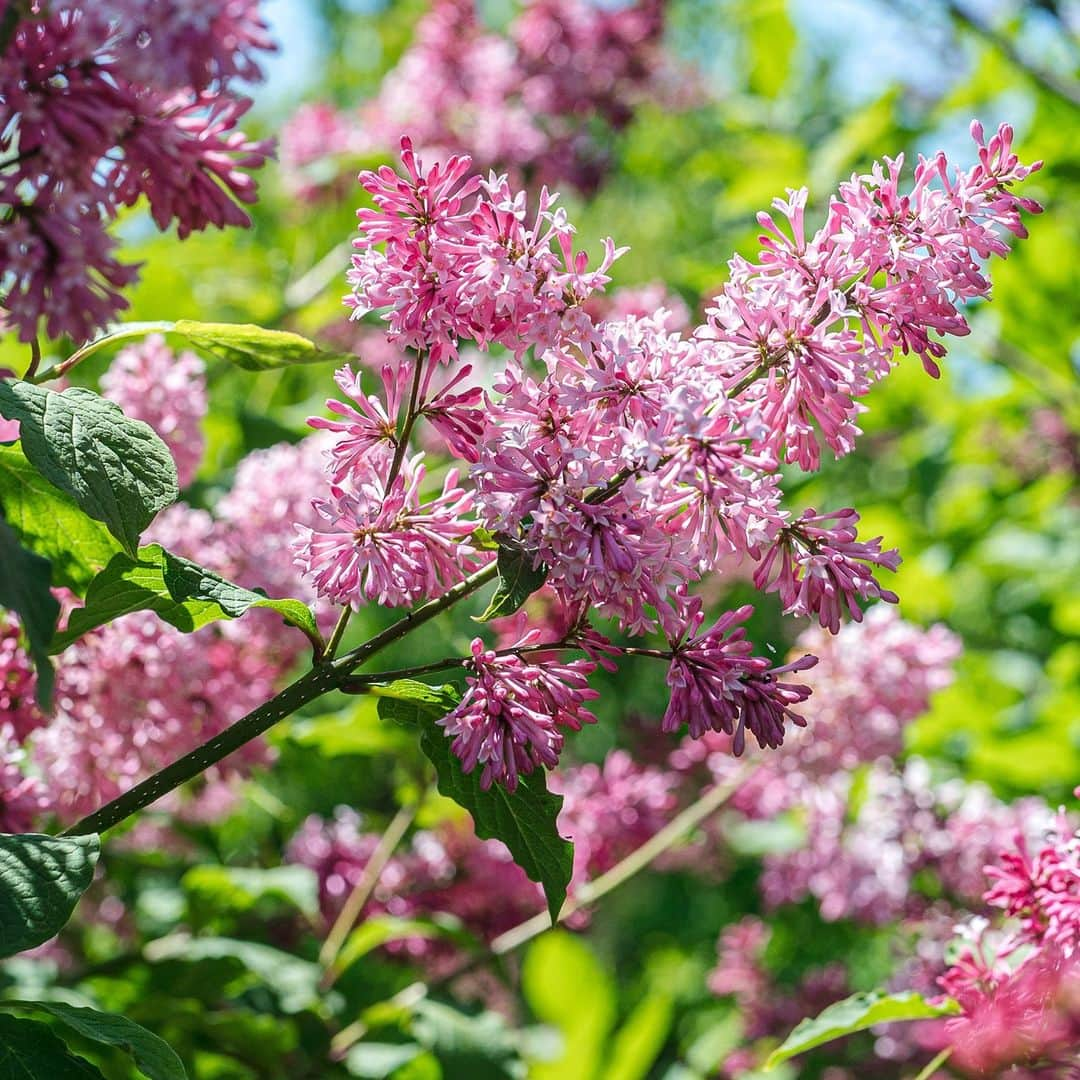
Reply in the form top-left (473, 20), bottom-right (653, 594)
top-left (181, 865), bottom-right (319, 922)
top-left (375, 682), bottom-right (572, 919)
top-left (173, 320), bottom-right (347, 371)
top-left (602, 992), bottom-right (674, 1080)
top-left (344, 1043), bottom-right (425, 1079)
top-left (0, 443), bottom-right (121, 593)
top-left (52, 544), bottom-right (321, 654)
top-left (0, 382), bottom-right (178, 557)
top-left (765, 991), bottom-right (961, 1069)
top-left (0, 518), bottom-right (60, 706)
top-left (414, 707), bottom-right (571, 923)
top-left (332, 915), bottom-right (451, 978)
top-left (522, 932), bottom-right (616, 1080)
top-left (411, 1000), bottom-right (526, 1080)
top-left (374, 680), bottom-right (463, 728)
top-left (742, 0), bottom-right (795, 99)
top-left (144, 935), bottom-right (325, 1015)
top-left (475, 542), bottom-right (547, 622)
top-left (2, 1002), bottom-right (186, 1080)
top-left (0, 833), bottom-right (100, 958)
top-left (287, 697), bottom-right (415, 757)
top-left (0, 1014), bottom-right (105, 1079)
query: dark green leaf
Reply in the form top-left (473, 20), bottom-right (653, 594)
top-left (52, 544), bottom-right (321, 654)
top-left (3, 1003), bottom-right (186, 1080)
top-left (0, 518), bottom-right (59, 706)
top-left (0, 1014), bottom-right (105, 1079)
top-left (174, 320), bottom-right (348, 371)
top-left (765, 991), bottom-right (961, 1068)
top-left (0, 443), bottom-right (121, 593)
top-left (0, 833), bottom-right (99, 958)
top-left (0, 382), bottom-right (177, 557)
top-left (476, 543), bottom-right (547, 622)
top-left (416, 711), bottom-right (572, 923)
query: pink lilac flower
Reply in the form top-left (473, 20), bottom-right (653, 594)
top-left (100, 334), bottom-right (207, 488)
top-left (0, 3), bottom-right (273, 343)
top-left (0, 723), bottom-right (48, 833)
top-left (662, 603), bottom-right (816, 754)
top-left (293, 453), bottom-right (484, 610)
top-left (551, 749), bottom-right (678, 885)
top-left (753, 507), bottom-right (901, 633)
top-left (943, 944), bottom-right (1080, 1077)
top-left (437, 635), bottom-right (599, 790)
top-left (0, 613), bottom-right (44, 742)
top-left (984, 813), bottom-right (1080, 957)
top-left (781, 607), bottom-right (962, 774)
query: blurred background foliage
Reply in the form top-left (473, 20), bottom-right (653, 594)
top-left (5, 0), bottom-right (1078, 1077)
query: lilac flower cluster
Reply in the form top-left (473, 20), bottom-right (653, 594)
top-left (933, 810), bottom-right (1080, 1075)
top-left (280, 0), bottom-right (675, 199)
top-left (291, 127), bottom-right (1039, 789)
top-left (0, 0), bottom-right (274, 343)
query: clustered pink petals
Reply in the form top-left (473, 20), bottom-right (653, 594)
top-left (0, 2), bottom-right (274, 343)
top-left (663, 603), bottom-right (816, 754)
top-left (753, 507), bottom-right (901, 633)
top-left (100, 334), bottom-right (207, 488)
top-left (934, 813), bottom-right (1080, 1075)
top-left (294, 454), bottom-right (483, 610)
top-left (281, 0), bottom-right (675, 200)
top-left (0, 614), bottom-right (44, 742)
top-left (438, 635), bottom-right (599, 790)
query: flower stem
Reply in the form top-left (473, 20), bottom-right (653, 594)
top-left (323, 606), bottom-right (352, 662)
top-left (912, 1047), bottom-right (953, 1080)
top-left (61, 561), bottom-right (501, 838)
top-left (318, 800), bottom-right (419, 980)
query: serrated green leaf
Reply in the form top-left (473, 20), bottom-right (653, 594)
top-left (0, 1014), bottom-right (106, 1078)
top-left (476, 543), bottom-right (547, 622)
top-left (52, 544), bottom-right (321, 654)
top-left (417, 713), bottom-right (571, 923)
top-left (765, 991), bottom-right (961, 1069)
top-left (174, 320), bottom-right (348, 371)
top-left (0, 443), bottom-right (121, 593)
top-left (0, 833), bottom-right (99, 958)
top-left (0, 382), bottom-right (178, 557)
top-left (0, 518), bottom-right (60, 706)
top-left (2, 1002), bottom-right (186, 1080)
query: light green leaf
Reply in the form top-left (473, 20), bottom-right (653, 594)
top-left (0, 833), bottom-right (100, 958)
top-left (765, 991), bottom-right (961, 1069)
top-left (475, 543), bottom-right (547, 622)
top-left (523, 932), bottom-right (616, 1080)
top-left (332, 915), bottom-right (462, 979)
top-left (0, 1014), bottom-right (106, 1078)
top-left (173, 320), bottom-right (348, 371)
top-left (0, 382), bottom-right (177, 557)
top-left (287, 696), bottom-right (415, 757)
top-left (743, 0), bottom-right (795, 99)
top-left (0, 444), bottom-right (120, 594)
top-left (344, 1043), bottom-right (425, 1079)
top-left (374, 680), bottom-right (462, 728)
top-left (602, 992), bottom-right (675, 1080)
top-left (52, 544), bottom-right (321, 654)
top-left (181, 865), bottom-right (319, 921)
top-left (3, 1002), bottom-right (186, 1080)
top-left (0, 518), bottom-right (60, 706)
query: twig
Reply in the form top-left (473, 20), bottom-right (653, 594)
top-left (319, 802), bottom-right (419, 979)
